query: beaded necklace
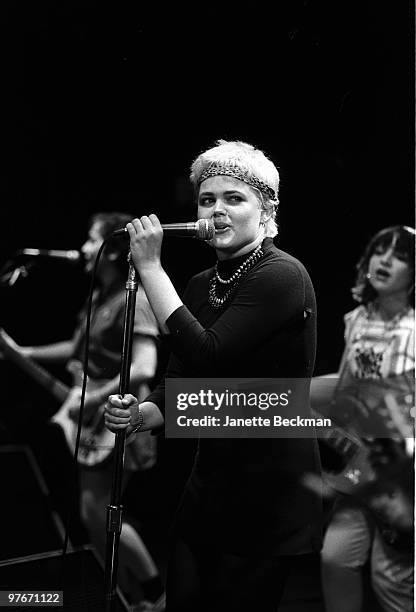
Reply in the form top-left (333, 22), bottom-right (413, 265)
top-left (208, 243), bottom-right (264, 309)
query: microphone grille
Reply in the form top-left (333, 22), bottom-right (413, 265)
top-left (66, 250), bottom-right (82, 261)
top-left (196, 219), bottom-right (215, 240)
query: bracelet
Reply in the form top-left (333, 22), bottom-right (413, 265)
top-left (131, 409), bottom-right (144, 434)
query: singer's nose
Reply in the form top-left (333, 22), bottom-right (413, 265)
top-left (212, 199), bottom-right (227, 215)
top-left (81, 240), bottom-right (93, 258)
top-left (380, 247), bottom-right (394, 266)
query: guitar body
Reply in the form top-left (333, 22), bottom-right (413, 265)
top-left (313, 372), bottom-right (414, 547)
top-left (50, 361), bottom-right (116, 468)
top-left (0, 328), bottom-right (116, 468)
top-left (314, 372), bottom-right (414, 494)
top-left (319, 427), bottom-right (376, 495)
top-left (50, 406), bottom-right (115, 468)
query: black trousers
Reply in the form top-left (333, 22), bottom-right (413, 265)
top-left (166, 536), bottom-right (314, 612)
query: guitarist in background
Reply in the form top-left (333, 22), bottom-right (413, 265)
top-left (317, 225), bottom-right (415, 612)
top-left (12, 212), bottom-right (165, 611)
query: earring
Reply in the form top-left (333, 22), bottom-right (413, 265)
top-left (366, 272), bottom-right (371, 280)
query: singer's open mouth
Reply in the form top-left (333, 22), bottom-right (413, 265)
top-left (214, 222), bottom-right (231, 232)
top-left (375, 268), bottom-right (390, 280)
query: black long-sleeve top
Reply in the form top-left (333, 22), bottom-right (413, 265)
top-left (147, 238), bottom-right (322, 556)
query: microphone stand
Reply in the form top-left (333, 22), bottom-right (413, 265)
top-left (104, 253), bottom-right (138, 612)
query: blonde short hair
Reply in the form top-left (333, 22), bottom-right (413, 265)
top-left (190, 140), bottom-right (280, 238)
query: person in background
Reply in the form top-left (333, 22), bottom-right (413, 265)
top-left (316, 225), bottom-right (414, 612)
top-left (14, 212), bottom-right (164, 611)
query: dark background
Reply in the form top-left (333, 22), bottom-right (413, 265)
top-left (1, 0), bottom-right (414, 368)
top-left (0, 0), bottom-right (413, 581)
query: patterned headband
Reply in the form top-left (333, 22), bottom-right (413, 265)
top-left (198, 161), bottom-right (278, 202)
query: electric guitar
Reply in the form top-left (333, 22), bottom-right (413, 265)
top-left (0, 328), bottom-right (116, 467)
top-left (307, 372), bottom-right (414, 547)
top-left (311, 372), bottom-right (414, 494)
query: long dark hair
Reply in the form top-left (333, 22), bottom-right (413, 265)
top-left (352, 225), bottom-right (415, 306)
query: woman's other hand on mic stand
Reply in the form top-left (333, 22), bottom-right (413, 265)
top-left (105, 394), bottom-right (164, 436)
top-left (104, 393), bottom-right (139, 436)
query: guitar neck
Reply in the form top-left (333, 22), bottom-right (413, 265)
top-left (1, 342), bottom-right (69, 403)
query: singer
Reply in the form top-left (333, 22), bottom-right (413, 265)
top-left (105, 140), bottom-right (323, 611)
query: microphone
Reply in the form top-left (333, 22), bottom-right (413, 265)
top-left (19, 248), bottom-right (82, 262)
top-left (112, 219), bottom-right (215, 241)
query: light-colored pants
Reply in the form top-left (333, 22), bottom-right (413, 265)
top-left (321, 500), bottom-right (413, 612)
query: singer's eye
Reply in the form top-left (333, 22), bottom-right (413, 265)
top-left (199, 197), bottom-right (215, 207)
top-left (394, 251), bottom-right (409, 263)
